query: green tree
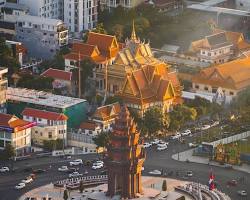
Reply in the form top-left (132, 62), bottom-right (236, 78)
top-left (143, 107), bottom-right (164, 137)
top-left (93, 131), bottom-right (110, 149)
top-left (162, 180), bottom-right (167, 191)
top-left (3, 144), bottom-right (15, 160)
top-left (63, 189), bottom-right (68, 200)
top-left (79, 180), bottom-right (84, 193)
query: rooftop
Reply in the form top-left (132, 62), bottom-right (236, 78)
top-left (2, 2), bottom-right (29, 11)
top-left (16, 15), bottom-right (63, 26)
top-left (41, 68), bottom-right (72, 81)
top-left (0, 113), bottom-right (32, 130)
top-left (7, 87), bottom-right (86, 109)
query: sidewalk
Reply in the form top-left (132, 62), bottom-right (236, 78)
top-left (172, 149), bottom-right (250, 174)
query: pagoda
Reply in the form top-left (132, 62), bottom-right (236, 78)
top-left (105, 106), bottom-right (145, 199)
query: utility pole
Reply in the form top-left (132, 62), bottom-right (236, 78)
top-left (78, 51), bottom-right (81, 98)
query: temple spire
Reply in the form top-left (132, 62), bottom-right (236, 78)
top-left (131, 20), bottom-right (137, 41)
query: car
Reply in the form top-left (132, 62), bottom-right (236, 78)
top-left (157, 146), bottom-right (168, 151)
top-left (148, 170), bottom-right (161, 175)
top-left (70, 159), bottom-right (83, 166)
top-left (143, 142), bottom-right (152, 148)
top-left (32, 169), bottom-right (46, 174)
top-left (157, 142), bottom-right (168, 147)
top-left (227, 179), bottom-right (237, 186)
top-left (95, 160), bottom-right (104, 165)
top-left (201, 125), bottom-right (211, 130)
top-left (181, 129), bottom-right (191, 136)
top-left (186, 171), bottom-right (193, 177)
top-left (224, 164), bottom-right (233, 169)
top-left (0, 167), bottom-right (9, 172)
top-left (58, 166), bottom-right (69, 172)
top-left (67, 167), bottom-right (79, 173)
top-left (69, 171), bottom-right (82, 178)
top-left (22, 177), bottom-right (33, 184)
top-left (170, 133), bottom-right (181, 140)
top-left (151, 139), bottom-right (160, 145)
top-left (92, 164), bottom-right (103, 170)
top-left (15, 183), bottom-right (26, 190)
top-left (189, 143), bottom-right (198, 148)
top-left (238, 190), bottom-right (247, 196)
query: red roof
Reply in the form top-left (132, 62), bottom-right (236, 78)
top-left (79, 121), bottom-right (98, 131)
top-left (22, 108), bottom-right (68, 121)
top-left (41, 68), bottom-right (72, 81)
top-left (0, 113), bottom-right (31, 129)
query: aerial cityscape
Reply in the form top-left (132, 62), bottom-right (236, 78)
top-left (0, 0), bottom-right (250, 199)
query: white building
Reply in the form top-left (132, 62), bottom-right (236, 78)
top-left (18, 0), bottom-right (63, 19)
top-left (22, 107), bottom-right (68, 146)
top-left (236, 0), bottom-right (250, 11)
top-left (63, 0), bottom-right (98, 33)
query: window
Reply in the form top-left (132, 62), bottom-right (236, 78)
top-left (38, 118), bottom-right (42, 121)
top-left (44, 32), bottom-right (47, 35)
top-left (204, 86), bottom-right (208, 91)
top-left (230, 91), bottom-right (234, 96)
top-left (48, 132), bottom-right (52, 138)
top-left (195, 85), bottom-right (199, 89)
top-left (70, 61), bottom-right (74, 65)
top-left (40, 132), bottom-right (43, 136)
top-left (208, 52), bottom-right (211, 56)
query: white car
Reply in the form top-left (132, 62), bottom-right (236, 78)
top-left (201, 125), bottom-right (211, 130)
top-left (181, 129), bottom-right (191, 136)
top-left (143, 143), bottom-right (152, 148)
top-left (0, 167), bottom-right (9, 172)
top-left (58, 166), bottom-right (69, 172)
top-left (70, 159), bottom-right (83, 166)
top-left (189, 143), bottom-right (198, 148)
top-left (238, 190), bottom-right (247, 196)
top-left (157, 146), bottom-right (168, 151)
top-left (151, 139), bottom-right (160, 145)
top-left (69, 171), bottom-right (82, 178)
top-left (15, 183), bottom-right (26, 190)
top-left (95, 160), bottom-right (104, 165)
top-left (22, 177), bottom-right (33, 184)
top-left (157, 141), bottom-right (168, 147)
top-left (186, 171), bottom-right (193, 177)
top-left (148, 170), bottom-right (161, 175)
top-left (92, 164), bottom-right (103, 170)
top-left (170, 133), bottom-right (181, 140)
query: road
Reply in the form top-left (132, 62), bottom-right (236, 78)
top-left (0, 138), bottom-right (249, 200)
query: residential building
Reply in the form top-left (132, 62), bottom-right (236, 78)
top-left (63, 0), bottom-right (98, 33)
top-left (0, 2), bottom-right (29, 23)
top-left (64, 32), bottom-right (119, 72)
top-left (18, 0), bottom-right (63, 19)
top-left (100, 0), bottom-right (144, 9)
top-left (5, 40), bottom-right (27, 66)
top-left (0, 113), bottom-right (36, 156)
top-left (91, 102), bottom-right (120, 131)
top-left (22, 108), bottom-right (68, 146)
top-left (79, 121), bottom-right (102, 136)
top-left (41, 68), bottom-right (76, 96)
top-left (236, 0), bottom-right (250, 11)
top-left (6, 87), bottom-right (88, 128)
top-left (0, 67), bottom-right (8, 114)
top-left (189, 29), bottom-right (250, 64)
top-left (15, 15), bottom-right (68, 59)
top-left (192, 57), bottom-right (250, 104)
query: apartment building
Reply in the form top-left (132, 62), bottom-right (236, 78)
top-left (0, 113), bottom-right (36, 156)
top-left (64, 0), bottom-right (98, 33)
top-left (0, 67), bottom-right (7, 114)
top-left (22, 108), bottom-right (68, 146)
top-left (100, 0), bottom-right (144, 9)
top-left (18, 0), bottom-right (63, 19)
top-left (16, 15), bottom-right (68, 59)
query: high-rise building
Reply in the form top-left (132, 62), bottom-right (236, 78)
top-left (0, 67), bottom-right (8, 114)
top-left (63, 0), bottom-right (98, 33)
top-left (105, 106), bottom-right (145, 198)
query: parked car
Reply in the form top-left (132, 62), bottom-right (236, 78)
top-left (15, 183), bottom-right (26, 190)
top-left (22, 177), bottom-right (33, 184)
top-left (157, 142), bottom-right (168, 147)
top-left (238, 190), bottom-right (247, 196)
top-left (92, 163), bottom-right (103, 170)
top-left (69, 171), bottom-right (82, 178)
top-left (224, 164), bottom-right (233, 169)
top-left (157, 146), bottom-right (168, 151)
top-left (143, 142), bottom-right (152, 148)
top-left (148, 170), bottom-right (161, 175)
top-left (0, 167), bottom-right (9, 172)
top-left (70, 159), bottom-right (83, 166)
top-left (189, 143), bottom-right (198, 148)
top-left (151, 139), bottom-right (160, 145)
top-left (181, 129), bottom-right (191, 136)
top-left (58, 166), bottom-right (69, 172)
top-left (186, 171), bottom-right (193, 177)
top-left (227, 179), bottom-right (237, 186)
top-left (201, 125), bottom-right (211, 130)
top-left (95, 160), bottom-right (104, 165)
top-left (170, 133), bottom-right (181, 140)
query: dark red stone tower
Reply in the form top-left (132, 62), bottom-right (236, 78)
top-left (105, 106), bottom-right (145, 199)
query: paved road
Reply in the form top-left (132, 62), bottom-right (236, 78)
top-left (0, 138), bottom-right (249, 200)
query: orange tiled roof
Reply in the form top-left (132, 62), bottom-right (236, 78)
top-left (22, 108), bottom-right (68, 121)
top-left (71, 43), bottom-right (99, 56)
top-left (87, 32), bottom-right (116, 51)
top-left (0, 113), bottom-right (31, 129)
top-left (92, 102), bottom-right (121, 121)
top-left (192, 57), bottom-right (250, 90)
top-left (80, 121), bottom-right (98, 131)
top-left (41, 68), bottom-right (72, 81)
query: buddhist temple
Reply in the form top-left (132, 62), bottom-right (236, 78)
top-left (105, 106), bottom-right (145, 199)
top-left (96, 22), bottom-right (182, 115)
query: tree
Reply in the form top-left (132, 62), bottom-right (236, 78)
top-left (79, 180), bottom-right (84, 193)
top-left (63, 189), bottom-right (68, 200)
top-left (162, 180), bottom-right (167, 191)
top-left (93, 131), bottom-right (110, 149)
top-left (3, 144), bottom-right (15, 160)
top-left (112, 24), bottom-right (124, 41)
top-left (143, 107), bottom-right (164, 137)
